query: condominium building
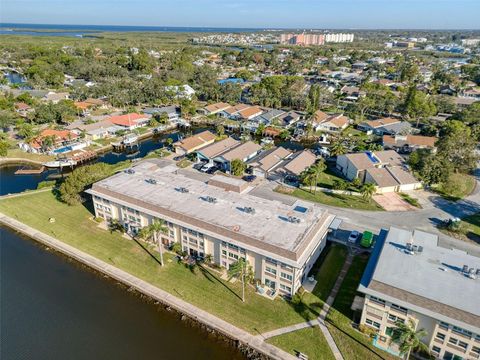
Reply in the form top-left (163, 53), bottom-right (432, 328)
top-left (86, 160), bottom-right (335, 297)
top-left (280, 33), bottom-right (353, 46)
top-left (358, 227), bottom-right (480, 360)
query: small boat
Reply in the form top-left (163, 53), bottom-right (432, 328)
top-left (122, 134), bottom-right (138, 145)
top-left (43, 159), bottom-right (77, 168)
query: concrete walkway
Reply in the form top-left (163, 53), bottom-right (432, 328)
top-left (258, 251), bottom-right (355, 360)
top-left (0, 213), bottom-right (297, 360)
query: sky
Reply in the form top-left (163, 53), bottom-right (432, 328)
top-left (1, 0), bottom-right (479, 30)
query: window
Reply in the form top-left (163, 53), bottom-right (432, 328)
top-left (281, 272), bottom-right (293, 281)
top-left (390, 303), bottom-right (408, 314)
top-left (448, 337), bottom-right (459, 345)
top-left (183, 235), bottom-right (187, 241)
top-left (369, 296), bottom-right (386, 307)
top-left (265, 266), bottom-right (277, 276)
top-left (365, 319), bottom-right (380, 329)
top-left (452, 326), bottom-right (472, 338)
top-left (279, 284), bottom-right (291, 293)
top-left (281, 263), bottom-right (293, 271)
top-left (266, 257), bottom-right (277, 266)
top-left (436, 332), bottom-right (446, 341)
top-left (472, 346), bottom-right (480, 355)
top-left (439, 321), bottom-right (450, 330)
top-left (169, 230), bottom-right (174, 237)
top-left (458, 341), bottom-right (468, 350)
top-left (432, 346), bottom-right (441, 354)
top-left (228, 252), bottom-right (238, 260)
top-left (388, 314), bottom-right (405, 323)
top-left (222, 250), bottom-right (227, 256)
top-left (385, 327), bottom-right (395, 336)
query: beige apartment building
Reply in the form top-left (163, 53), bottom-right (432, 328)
top-left (86, 160), bottom-right (335, 297)
top-left (358, 227), bottom-right (480, 360)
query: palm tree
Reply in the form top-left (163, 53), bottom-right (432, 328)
top-left (329, 138), bottom-right (348, 157)
top-left (139, 219), bottom-right (169, 266)
top-left (391, 319), bottom-right (429, 360)
top-left (360, 183), bottom-right (376, 201)
top-left (227, 258), bottom-right (253, 303)
top-left (300, 167), bottom-right (316, 193)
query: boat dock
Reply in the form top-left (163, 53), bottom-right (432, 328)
top-left (14, 166), bottom-right (46, 175)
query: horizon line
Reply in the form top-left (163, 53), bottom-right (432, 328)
top-left (1, 22), bottom-right (480, 32)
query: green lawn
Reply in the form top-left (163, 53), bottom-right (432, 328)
top-left (436, 173), bottom-right (476, 201)
top-left (268, 326), bottom-right (335, 360)
top-left (0, 191), bottom-right (325, 334)
top-left (311, 244), bottom-right (348, 301)
top-left (326, 255), bottom-right (397, 360)
top-left (315, 168), bottom-right (356, 191)
top-left (4, 149), bottom-right (54, 162)
top-left (462, 213), bottom-right (480, 240)
top-left (278, 187), bottom-right (383, 211)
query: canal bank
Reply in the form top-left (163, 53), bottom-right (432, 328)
top-left (0, 213), bottom-right (296, 360)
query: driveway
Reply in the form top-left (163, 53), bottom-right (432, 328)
top-left (373, 192), bottom-right (417, 211)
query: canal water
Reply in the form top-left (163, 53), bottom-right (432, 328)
top-left (0, 226), bottom-right (246, 360)
top-left (0, 128), bottom-right (200, 196)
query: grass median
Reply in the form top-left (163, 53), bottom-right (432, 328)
top-left (0, 190), bottom-right (325, 334)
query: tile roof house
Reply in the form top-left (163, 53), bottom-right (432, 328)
top-left (277, 111), bottom-right (303, 128)
top-left (336, 150), bottom-right (420, 192)
top-left (200, 102), bottom-right (231, 115)
top-left (108, 113), bottom-right (150, 130)
top-left (313, 113), bottom-right (350, 133)
top-left (218, 104), bottom-right (251, 119)
top-left (173, 130), bottom-right (217, 155)
top-left (277, 150), bottom-right (317, 178)
top-left (238, 106), bottom-right (264, 120)
top-left (248, 146), bottom-right (293, 178)
top-left (358, 117), bottom-right (411, 136)
top-left (383, 135), bottom-right (438, 153)
top-left (27, 129), bottom-right (78, 153)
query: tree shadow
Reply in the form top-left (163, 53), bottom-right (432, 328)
top-left (131, 237), bottom-right (163, 267)
top-left (196, 263), bottom-right (243, 302)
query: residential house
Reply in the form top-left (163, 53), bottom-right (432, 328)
top-left (197, 137), bottom-right (240, 163)
top-left (358, 118), bottom-right (411, 136)
top-left (336, 150), bottom-right (421, 193)
top-left (382, 135), bottom-right (437, 153)
top-left (276, 150), bottom-right (317, 180)
top-left (143, 106), bottom-right (181, 121)
top-left (248, 146), bottom-right (293, 179)
top-left (199, 102), bottom-right (231, 116)
top-left (108, 113), bottom-right (150, 131)
top-left (87, 160), bottom-right (336, 297)
top-left (357, 227), bottom-right (480, 360)
top-left (164, 84), bottom-right (196, 99)
top-left (24, 129), bottom-right (78, 153)
top-left (43, 91), bottom-right (69, 104)
top-left (68, 119), bottom-right (121, 140)
top-left (255, 109), bottom-right (286, 126)
top-left (313, 113), bottom-right (350, 133)
top-left (341, 86), bottom-right (365, 102)
top-left (74, 101), bottom-right (94, 116)
top-left (277, 111), bottom-right (303, 128)
top-left (218, 104), bottom-right (251, 119)
top-left (213, 141), bottom-right (262, 173)
top-left (14, 102), bottom-right (33, 117)
top-left (460, 88), bottom-right (480, 101)
top-left (173, 131), bottom-right (216, 155)
top-left (237, 106), bottom-right (263, 120)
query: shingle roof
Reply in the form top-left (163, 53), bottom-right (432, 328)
top-left (282, 150), bottom-right (317, 176)
top-left (220, 141), bottom-right (262, 161)
top-left (198, 137), bottom-right (240, 158)
top-left (174, 131), bottom-right (216, 152)
top-left (366, 167), bottom-right (399, 187)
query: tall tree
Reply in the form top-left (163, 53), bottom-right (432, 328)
top-left (391, 319), bottom-right (429, 360)
top-left (227, 258), bottom-right (253, 303)
top-left (138, 219), bottom-right (169, 266)
top-left (404, 87), bottom-right (436, 128)
top-left (361, 183), bottom-right (376, 201)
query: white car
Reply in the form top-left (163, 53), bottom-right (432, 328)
top-left (348, 230), bottom-right (360, 243)
top-left (200, 163), bottom-right (215, 172)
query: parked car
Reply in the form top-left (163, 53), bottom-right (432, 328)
top-left (193, 162), bottom-right (206, 170)
top-left (173, 155), bottom-right (185, 161)
top-left (242, 175), bottom-right (257, 182)
top-left (206, 166), bottom-right (219, 174)
top-left (348, 230), bottom-right (361, 244)
top-left (200, 163), bottom-right (215, 172)
top-left (360, 231), bottom-right (374, 248)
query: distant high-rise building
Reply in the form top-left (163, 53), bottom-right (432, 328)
top-left (280, 32), bottom-right (353, 46)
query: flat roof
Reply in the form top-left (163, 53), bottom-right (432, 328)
top-left (89, 160), bottom-right (334, 264)
top-left (359, 227), bottom-right (480, 331)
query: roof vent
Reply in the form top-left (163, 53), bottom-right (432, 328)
top-left (244, 207), bottom-right (256, 214)
top-left (177, 187), bottom-right (189, 193)
top-left (125, 168), bottom-right (135, 174)
top-left (288, 216), bottom-right (301, 224)
top-left (205, 196), bottom-right (217, 204)
top-left (145, 178), bottom-right (157, 184)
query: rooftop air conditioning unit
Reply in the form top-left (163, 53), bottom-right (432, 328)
top-left (205, 196), bottom-right (217, 204)
top-left (125, 169), bottom-right (135, 174)
top-left (244, 207), bottom-right (255, 214)
top-left (146, 178), bottom-right (157, 184)
top-left (178, 187), bottom-right (189, 193)
top-left (288, 216), bottom-right (301, 224)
